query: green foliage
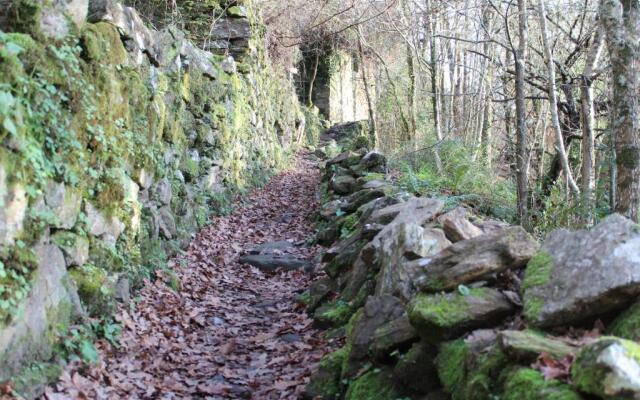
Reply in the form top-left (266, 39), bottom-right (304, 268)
top-left (0, 246), bottom-right (37, 324)
top-left (395, 139), bottom-right (516, 222)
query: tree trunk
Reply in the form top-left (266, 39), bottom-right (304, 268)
top-left (580, 28), bottom-right (605, 222)
top-left (425, 0), bottom-right (443, 172)
top-left (515, 0), bottom-right (530, 225)
top-left (601, 0), bottom-right (640, 221)
top-left (356, 26), bottom-right (378, 147)
top-left (539, 0), bottom-right (580, 196)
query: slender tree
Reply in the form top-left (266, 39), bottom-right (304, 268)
top-left (600, 0), bottom-right (640, 221)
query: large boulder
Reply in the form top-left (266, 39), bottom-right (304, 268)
top-left (571, 337), bottom-right (640, 399)
top-left (522, 214), bottom-right (640, 328)
top-left (0, 245), bottom-right (83, 381)
top-left (408, 288), bottom-right (515, 343)
top-left (415, 226), bottom-right (538, 292)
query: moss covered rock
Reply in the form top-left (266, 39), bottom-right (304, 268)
top-left (502, 368), bottom-right (582, 400)
top-left (571, 336), bottom-right (640, 399)
top-left (344, 368), bottom-right (401, 400)
top-left (304, 347), bottom-right (347, 400)
top-left (408, 288), bottom-right (515, 343)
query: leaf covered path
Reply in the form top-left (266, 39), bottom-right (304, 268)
top-left (48, 154), bottom-right (330, 399)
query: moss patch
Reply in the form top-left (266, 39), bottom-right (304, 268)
top-left (344, 368), bottom-right (401, 400)
top-left (607, 301), bottom-right (640, 341)
top-left (502, 368), bottom-right (581, 400)
top-left (522, 250), bottom-right (554, 291)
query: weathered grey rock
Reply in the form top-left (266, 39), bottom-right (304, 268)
top-left (239, 254), bottom-right (312, 272)
top-left (158, 206), bottom-right (177, 239)
top-left (44, 181), bottom-right (82, 229)
top-left (302, 277), bottom-right (336, 312)
top-left (0, 245), bottom-right (83, 381)
top-left (154, 177), bottom-right (173, 205)
top-left (370, 314), bottom-right (419, 359)
top-left (342, 295), bottom-right (405, 378)
top-left (329, 174), bottom-right (357, 195)
top-left (342, 188), bottom-right (386, 214)
top-left (498, 330), bottom-right (578, 362)
top-left (374, 224), bottom-right (451, 300)
top-left (356, 151), bottom-right (386, 172)
top-left (221, 55), bottom-right (237, 74)
top-left (572, 337), bottom-right (640, 399)
top-left (38, 0), bottom-right (88, 39)
top-left (408, 288), bottom-right (515, 342)
top-left (209, 18), bottom-right (252, 40)
top-left (0, 167), bottom-right (27, 246)
top-left (52, 232), bottom-right (89, 267)
top-left (358, 198), bottom-right (447, 300)
top-left (361, 180), bottom-right (388, 190)
top-left (249, 241), bottom-right (296, 255)
top-left (134, 167), bottom-right (154, 190)
top-left (181, 40), bottom-right (219, 80)
top-left (88, 0), bottom-right (157, 65)
top-left (324, 231), bottom-right (368, 278)
top-left (114, 275), bottom-right (130, 303)
top-left (365, 196), bottom-right (439, 227)
top-left (84, 202), bottom-right (125, 247)
top-left (319, 199), bottom-right (346, 219)
top-left (393, 342), bottom-right (440, 394)
top-left (415, 226), bottom-right (538, 292)
top-left (522, 214), bottom-right (640, 328)
top-left (326, 151), bottom-right (362, 168)
top-left (437, 207), bottom-right (482, 242)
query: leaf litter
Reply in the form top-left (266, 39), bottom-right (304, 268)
top-left (46, 153), bottom-right (334, 399)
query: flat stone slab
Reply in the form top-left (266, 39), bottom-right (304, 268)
top-left (248, 241), bottom-right (296, 255)
top-left (522, 214), bottom-right (640, 328)
top-left (239, 254), bottom-right (311, 272)
top-left (415, 226), bottom-right (538, 292)
top-left (408, 288), bottom-right (515, 342)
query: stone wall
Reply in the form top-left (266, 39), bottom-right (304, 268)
top-left (0, 0), bottom-right (308, 382)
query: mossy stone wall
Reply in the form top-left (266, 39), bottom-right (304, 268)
top-left (0, 0), bottom-right (309, 383)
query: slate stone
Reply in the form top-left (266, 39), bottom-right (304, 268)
top-left (522, 214), bottom-right (640, 328)
top-left (239, 254), bottom-right (311, 272)
top-left (408, 288), bottom-right (515, 343)
top-left (437, 207), bottom-right (482, 242)
top-left (415, 226), bottom-right (538, 292)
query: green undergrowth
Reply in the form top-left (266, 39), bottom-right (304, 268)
top-left (393, 139), bottom-right (516, 222)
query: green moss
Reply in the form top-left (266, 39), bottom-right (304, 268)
top-left (81, 23), bottom-right (128, 65)
top-left (572, 337), bottom-right (640, 398)
top-left (315, 300), bottom-right (353, 328)
top-left (436, 339), bottom-right (469, 398)
top-left (306, 347), bottom-right (348, 399)
top-left (361, 172), bottom-right (385, 182)
top-left (523, 297), bottom-right (545, 322)
top-left (522, 250), bottom-right (554, 291)
top-left (607, 301), bottom-right (640, 341)
top-left (464, 346), bottom-right (508, 400)
top-left (9, 362), bottom-right (63, 399)
top-left (69, 264), bottom-right (115, 316)
top-left (344, 368), bottom-right (401, 400)
top-left (502, 368), bottom-right (581, 400)
top-left (408, 289), bottom-right (487, 333)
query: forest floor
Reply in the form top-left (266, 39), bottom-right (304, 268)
top-left (46, 153), bottom-right (331, 399)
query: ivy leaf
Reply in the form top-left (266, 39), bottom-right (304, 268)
top-left (335, 209), bottom-right (345, 217)
top-left (79, 340), bottom-right (99, 364)
top-left (458, 284), bottom-right (471, 296)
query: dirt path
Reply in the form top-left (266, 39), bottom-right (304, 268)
top-left (47, 153), bottom-right (329, 399)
